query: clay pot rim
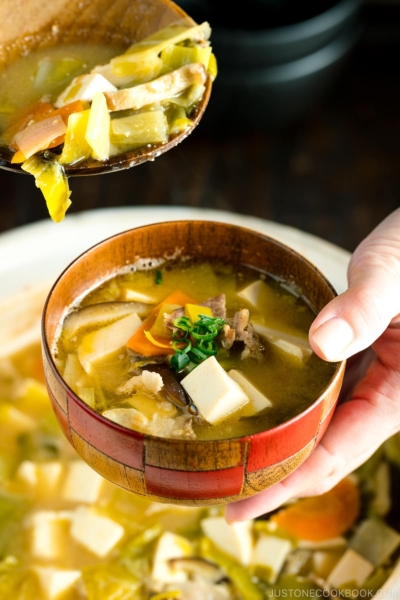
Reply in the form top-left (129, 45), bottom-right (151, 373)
top-left (42, 220), bottom-right (346, 444)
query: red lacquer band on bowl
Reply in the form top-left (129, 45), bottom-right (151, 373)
top-left (42, 221), bottom-right (346, 506)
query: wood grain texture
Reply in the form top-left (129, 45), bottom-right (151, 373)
top-left (0, 0), bottom-right (212, 175)
top-left (42, 220), bottom-right (346, 504)
top-left (144, 438), bottom-right (248, 471)
top-left (71, 430), bottom-right (147, 495)
top-left (243, 438), bottom-right (316, 495)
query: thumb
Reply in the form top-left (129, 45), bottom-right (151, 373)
top-left (309, 209), bottom-right (400, 362)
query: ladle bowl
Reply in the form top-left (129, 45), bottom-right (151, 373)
top-left (0, 0), bottom-right (212, 176)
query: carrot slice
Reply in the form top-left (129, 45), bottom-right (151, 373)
top-left (47, 134), bottom-right (66, 149)
top-left (11, 149), bottom-right (27, 164)
top-left (1, 101), bottom-right (54, 144)
top-left (271, 478), bottom-right (360, 542)
top-left (127, 290), bottom-right (196, 356)
top-left (14, 115), bottom-right (67, 160)
top-left (51, 100), bottom-right (89, 125)
top-left (144, 331), bottom-right (173, 349)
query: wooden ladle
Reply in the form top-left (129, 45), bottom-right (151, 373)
top-left (0, 0), bottom-right (212, 176)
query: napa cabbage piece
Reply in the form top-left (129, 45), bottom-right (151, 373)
top-left (59, 109), bottom-right (91, 165)
top-left (0, 563), bottom-right (39, 600)
top-left (110, 110), bottom-right (168, 153)
top-left (21, 156), bottom-right (71, 223)
top-left (82, 564), bottom-right (142, 600)
top-left (166, 106), bottom-right (192, 135)
top-left (161, 44), bottom-right (212, 71)
top-left (34, 56), bottom-right (85, 89)
top-left (85, 92), bottom-right (110, 161)
top-left (165, 82), bottom-right (206, 110)
top-left (200, 538), bottom-right (264, 600)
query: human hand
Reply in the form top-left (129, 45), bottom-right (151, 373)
top-left (226, 208), bottom-right (400, 522)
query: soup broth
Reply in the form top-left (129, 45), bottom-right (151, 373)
top-left (55, 261), bottom-right (336, 441)
top-left (0, 45), bottom-right (124, 133)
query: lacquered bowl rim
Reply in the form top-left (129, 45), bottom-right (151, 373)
top-left (42, 220), bottom-right (346, 445)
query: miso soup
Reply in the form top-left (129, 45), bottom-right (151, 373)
top-left (54, 260), bottom-right (336, 441)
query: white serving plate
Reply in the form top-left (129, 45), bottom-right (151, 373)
top-left (0, 206), bottom-right (350, 304)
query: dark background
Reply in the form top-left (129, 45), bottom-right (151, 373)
top-left (0, 0), bottom-right (399, 253)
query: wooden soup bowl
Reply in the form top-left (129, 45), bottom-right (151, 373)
top-left (0, 0), bottom-right (212, 175)
top-left (42, 221), bottom-right (345, 506)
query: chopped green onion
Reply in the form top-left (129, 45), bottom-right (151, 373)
top-left (191, 327), bottom-right (216, 341)
top-left (173, 316), bottom-right (192, 332)
top-left (188, 348), bottom-right (208, 363)
top-left (155, 269), bottom-right (163, 285)
top-left (197, 339), bottom-right (218, 356)
top-left (172, 339), bottom-right (192, 354)
top-left (171, 352), bottom-right (190, 372)
top-left (171, 312), bottom-right (225, 370)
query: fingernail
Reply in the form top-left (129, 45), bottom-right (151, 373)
top-left (312, 317), bottom-right (354, 360)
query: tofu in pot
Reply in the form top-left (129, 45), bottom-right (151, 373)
top-left (152, 532), bottom-right (193, 583)
top-left (30, 510), bottom-right (72, 560)
top-left (201, 516), bottom-right (253, 566)
top-left (70, 506), bottom-right (125, 558)
top-left (55, 73), bottom-right (117, 108)
top-left (62, 460), bottom-right (106, 504)
top-left (252, 535), bottom-right (293, 583)
top-left (228, 369), bottom-right (272, 412)
top-left (77, 312), bottom-right (142, 374)
top-left (181, 356), bottom-right (249, 424)
top-left (33, 567), bottom-right (81, 600)
top-left (252, 322), bottom-right (312, 362)
top-left (327, 549), bottom-right (374, 588)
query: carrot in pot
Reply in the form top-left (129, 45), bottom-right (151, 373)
top-left (0, 101), bottom-right (54, 144)
top-left (50, 100), bottom-right (89, 125)
top-left (271, 478), bottom-right (360, 542)
top-left (11, 149), bottom-right (26, 164)
top-left (13, 115), bottom-right (67, 160)
top-left (127, 290), bottom-right (197, 356)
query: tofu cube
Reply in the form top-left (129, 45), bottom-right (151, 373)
top-left (121, 289), bottom-right (157, 303)
top-left (55, 73), bottom-right (117, 108)
top-left (70, 506), bottom-right (124, 558)
top-left (16, 460), bottom-right (38, 487)
top-left (237, 279), bottom-right (276, 311)
top-left (201, 517), bottom-right (253, 566)
top-left (37, 462), bottom-right (65, 495)
top-left (33, 567), bottom-right (81, 600)
top-left (62, 460), bottom-right (106, 504)
top-left (152, 532), bottom-right (193, 583)
top-left (349, 518), bottom-right (400, 567)
top-left (17, 461), bottom-right (65, 497)
top-left (327, 549), bottom-right (374, 588)
top-left (30, 511), bottom-right (72, 560)
top-left (228, 370), bottom-right (272, 412)
top-left (252, 322), bottom-right (312, 362)
top-left (181, 356), bottom-right (249, 424)
top-left (78, 312), bottom-right (142, 374)
top-left (252, 535), bottom-right (293, 583)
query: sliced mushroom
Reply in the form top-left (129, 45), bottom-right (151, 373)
top-left (63, 301), bottom-right (152, 340)
top-left (168, 557), bottom-right (226, 584)
top-left (142, 364), bottom-right (190, 408)
top-left (104, 63), bottom-right (207, 112)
